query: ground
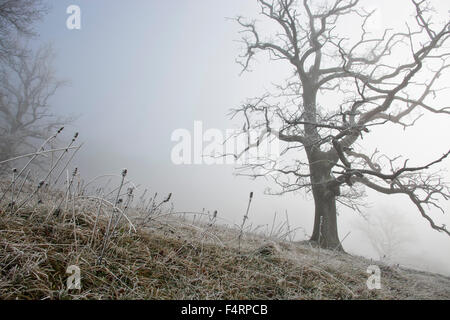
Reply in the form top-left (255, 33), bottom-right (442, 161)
top-left (1, 197), bottom-right (449, 300)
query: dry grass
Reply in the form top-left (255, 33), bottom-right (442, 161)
top-left (1, 196), bottom-right (449, 300)
top-left (0, 133), bottom-right (449, 300)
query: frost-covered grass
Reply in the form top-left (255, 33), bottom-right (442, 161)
top-left (1, 194), bottom-right (449, 300)
top-left (1, 132), bottom-right (449, 300)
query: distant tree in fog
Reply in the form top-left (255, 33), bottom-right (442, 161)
top-left (0, 0), bottom-right (56, 171)
top-left (232, 0), bottom-right (450, 251)
top-left (355, 210), bottom-right (415, 263)
top-left (0, 43), bottom-right (68, 169)
top-left (0, 0), bottom-right (48, 58)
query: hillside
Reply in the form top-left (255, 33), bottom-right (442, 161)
top-left (1, 193), bottom-right (449, 300)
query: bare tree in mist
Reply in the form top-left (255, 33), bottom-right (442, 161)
top-left (354, 209), bottom-right (415, 263)
top-left (0, 43), bottom-right (68, 170)
top-left (232, 0), bottom-right (450, 251)
top-left (0, 0), bottom-right (48, 58)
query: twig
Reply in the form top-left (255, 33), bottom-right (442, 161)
top-left (238, 192), bottom-right (254, 252)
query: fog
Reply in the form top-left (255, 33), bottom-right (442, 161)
top-left (30, 0), bottom-right (450, 275)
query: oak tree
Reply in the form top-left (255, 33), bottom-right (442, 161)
top-left (232, 0), bottom-right (450, 250)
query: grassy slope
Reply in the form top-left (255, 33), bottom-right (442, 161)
top-left (0, 201), bottom-right (449, 300)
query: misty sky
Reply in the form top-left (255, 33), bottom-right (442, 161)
top-left (30, 0), bottom-right (450, 275)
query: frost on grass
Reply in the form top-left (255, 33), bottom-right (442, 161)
top-left (0, 138), bottom-right (449, 300)
top-left (1, 193), bottom-right (450, 300)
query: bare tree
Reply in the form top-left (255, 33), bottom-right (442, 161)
top-left (0, 43), bottom-right (67, 169)
top-left (232, 0), bottom-right (450, 250)
top-left (0, 0), bottom-right (47, 58)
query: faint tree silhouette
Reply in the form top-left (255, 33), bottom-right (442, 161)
top-left (0, 0), bottom-right (48, 58)
top-left (354, 208), bottom-right (416, 262)
top-left (0, 43), bottom-right (69, 170)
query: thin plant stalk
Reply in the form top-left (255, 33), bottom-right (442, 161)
top-left (238, 192), bottom-right (254, 252)
top-left (0, 128), bottom-right (63, 203)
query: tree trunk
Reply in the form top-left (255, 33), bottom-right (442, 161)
top-left (307, 151), bottom-right (344, 252)
top-left (302, 86), bottom-right (343, 251)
